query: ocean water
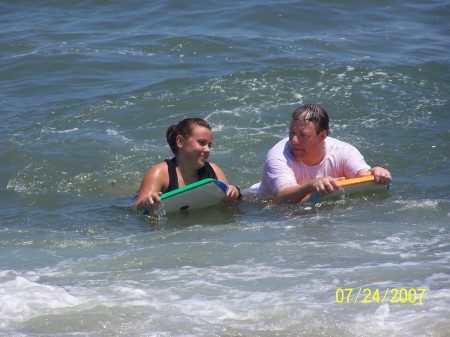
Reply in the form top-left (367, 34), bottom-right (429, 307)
top-left (1, 0), bottom-right (449, 336)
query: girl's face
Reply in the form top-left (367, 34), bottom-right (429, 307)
top-left (177, 126), bottom-right (212, 168)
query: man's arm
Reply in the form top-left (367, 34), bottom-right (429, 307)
top-left (274, 176), bottom-right (341, 204)
top-left (356, 165), bottom-right (392, 185)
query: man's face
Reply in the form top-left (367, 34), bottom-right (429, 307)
top-left (288, 118), bottom-right (327, 164)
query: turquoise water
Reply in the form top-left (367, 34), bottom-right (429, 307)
top-left (1, 0), bottom-right (449, 336)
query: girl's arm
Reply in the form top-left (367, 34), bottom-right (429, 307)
top-left (134, 162), bottom-right (169, 213)
top-left (210, 163), bottom-right (242, 201)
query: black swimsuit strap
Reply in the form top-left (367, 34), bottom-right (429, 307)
top-left (165, 158), bottom-right (179, 192)
top-left (164, 157), bottom-right (218, 193)
top-left (199, 161), bottom-right (218, 180)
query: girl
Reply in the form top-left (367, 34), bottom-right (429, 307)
top-left (135, 118), bottom-right (242, 213)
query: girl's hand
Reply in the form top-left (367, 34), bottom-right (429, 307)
top-left (140, 192), bottom-right (162, 213)
top-left (224, 185), bottom-right (243, 202)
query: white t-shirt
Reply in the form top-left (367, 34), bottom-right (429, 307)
top-left (260, 137), bottom-right (371, 195)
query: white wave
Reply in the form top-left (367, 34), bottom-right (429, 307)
top-left (53, 128), bottom-right (79, 134)
top-left (41, 127), bottom-right (79, 134)
top-left (0, 276), bottom-right (80, 329)
top-left (106, 128), bottom-right (132, 142)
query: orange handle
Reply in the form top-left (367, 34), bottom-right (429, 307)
top-left (300, 175), bottom-right (376, 202)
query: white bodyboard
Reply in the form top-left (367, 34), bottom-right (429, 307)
top-left (160, 178), bottom-right (228, 213)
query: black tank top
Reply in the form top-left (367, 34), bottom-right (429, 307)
top-left (164, 158), bottom-right (218, 193)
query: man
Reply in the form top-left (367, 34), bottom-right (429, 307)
top-left (259, 104), bottom-right (392, 204)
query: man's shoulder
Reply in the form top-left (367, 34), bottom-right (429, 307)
top-left (267, 137), bottom-right (289, 156)
top-left (325, 136), bottom-right (356, 150)
top-left (265, 137), bottom-right (295, 166)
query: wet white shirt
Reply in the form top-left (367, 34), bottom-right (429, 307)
top-left (259, 137), bottom-right (371, 195)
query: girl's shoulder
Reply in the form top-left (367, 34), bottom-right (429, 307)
top-left (144, 161), bottom-right (170, 179)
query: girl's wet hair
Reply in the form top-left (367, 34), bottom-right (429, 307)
top-left (166, 118), bottom-right (211, 154)
top-left (291, 104), bottom-right (330, 135)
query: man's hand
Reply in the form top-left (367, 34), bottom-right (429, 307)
top-left (310, 176), bottom-right (341, 196)
top-left (370, 166), bottom-right (392, 185)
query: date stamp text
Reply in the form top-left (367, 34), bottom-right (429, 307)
top-left (335, 287), bottom-right (426, 304)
